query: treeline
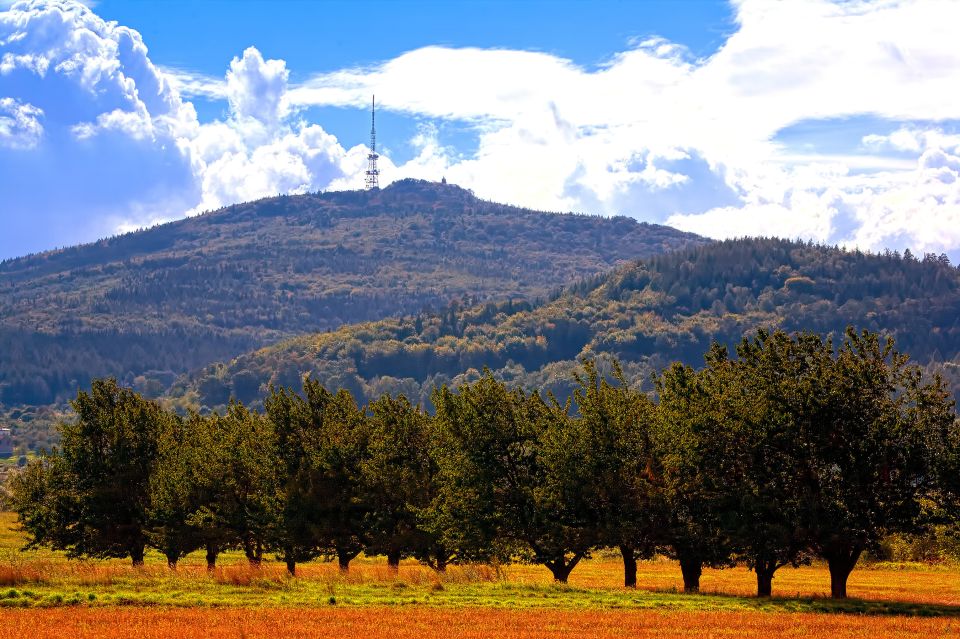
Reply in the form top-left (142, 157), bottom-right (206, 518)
top-left (1, 178), bottom-right (698, 407)
top-left (12, 328), bottom-right (960, 599)
top-left (174, 237), bottom-right (960, 416)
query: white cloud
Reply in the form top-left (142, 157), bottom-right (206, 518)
top-left (71, 106), bottom-right (153, 140)
top-left (281, 0), bottom-right (960, 256)
top-left (0, 0), bottom-right (354, 255)
top-left (225, 47), bottom-right (289, 129)
top-left (847, 143), bottom-right (960, 255)
top-left (863, 127), bottom-right (960, 155)
top-left (191, 124), bottom-right (348, 214)
top-left (3, 0), bottom-right (960, 259)
top-left (160, 66), bottom-right (227, 101)
top-left (0, 0), bottom-right (201, 256)
top-left (0, 96), bottom-right (42, 148)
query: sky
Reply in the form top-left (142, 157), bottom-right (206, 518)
top-left (2, 0), bottom-right (960, 261)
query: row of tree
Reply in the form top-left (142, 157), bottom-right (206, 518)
top-left (12, 328), bottom-right (960, 599)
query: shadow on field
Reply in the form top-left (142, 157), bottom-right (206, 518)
top-left (665, 589), bottom-right (960, 618)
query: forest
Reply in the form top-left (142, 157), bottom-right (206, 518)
top-left (0, 179), bottom-right (700, 408)
top-left (12, 328), bottom-right (960, 600)
top-left (171, 237), bottom-right (960, 417)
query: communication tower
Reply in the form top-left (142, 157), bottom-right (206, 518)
top-left (365, 95), bottom-right (380, 190)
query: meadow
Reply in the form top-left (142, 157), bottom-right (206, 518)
top-left (0, 513), bottom-right (958, 637)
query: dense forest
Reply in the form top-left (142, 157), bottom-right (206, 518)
top-left (0, 179), bottom-right (701, 408)
top-left (13, 333), bottom-right (960, 599)
top-left (171, 237), bottom-right (960, 414)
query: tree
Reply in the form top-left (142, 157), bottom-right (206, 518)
top-left (653, 358), bottom-right (735, 593)
top-left (9, 455), bottom-right (66, 555)
top-left (936, 412), bottom-right (960, 552)
top-left (192, 403), bottom-right (278, 566)
top-left (298, 379), bottom-right (370, 572)
top-left (263, 385), bottom-right (326, 576)
top-left (147, 411), bottom-right (205, 569)
top-left (720, 330), bottom-right (821, 597)
top-left (361, 394), bottom-right (433, 570)
top-left (802, 329), bottom-right (958, 598)
top-left (12, 379), bottom-right (168, 566)
top-left (432, 373), bottom-right (592, 583)
top-left (559, 358), bottom-right (659, 587)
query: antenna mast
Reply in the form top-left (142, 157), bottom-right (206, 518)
top-left (365, 95), bottom-right (380, 190)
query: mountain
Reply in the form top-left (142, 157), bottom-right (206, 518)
top-left (171, 238), bottom-right (960, 412)
top-left (0, 179), bottom-right (703, 412)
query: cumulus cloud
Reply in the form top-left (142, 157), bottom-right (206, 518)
top-left (225, 47), bottom-right (289, 128)
top-left (0, 96), bottom-right (43, 148)
top-left (3, 0), bottom-right (960, 260)
top-left (0, 0), bottom-right (201, 256)
top-left (0, 0), bottom-right (351, 256)
top-left (183, 48), bottom-right (350, 214)
top-left (283, 0), bottom-right (960, 256)
top-left (847, 138), bottom-right (960, 255)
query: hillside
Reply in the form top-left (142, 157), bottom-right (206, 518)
top-left (0, 179), bottom-right (702, 413)
top-left (172, 238), bottom-right (960, 411)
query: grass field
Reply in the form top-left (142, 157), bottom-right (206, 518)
top-left (0, 512), bottom-right (958, 637)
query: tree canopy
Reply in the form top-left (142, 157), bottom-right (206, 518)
top-left (11, 330), bottom-right (959, 598)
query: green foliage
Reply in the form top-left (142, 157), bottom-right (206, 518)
top-left (285, 380), bottom-right (370, 569)
top-left (147, 413), bottom-right (206, 566)
top-left (262, 385), bottom-right (326, 573)
top-left (799, 329), bottom-right (957, 597)
top-left (556, 359), bottom-right (659, 585)
top-left (653, 357), bottom-right (736, 591)
top-left (0, 179), bottom-right (699, 414)
top-left (716, 331), bottom-right (823, 595)
top-left (654, 328), bottom-right (958, 597)
top-left (11, 379), bottom-right (171, 564)
top-left (361, 394), bottom-right (434, 567)
top-left (173, 238), bottom-right (960, 420)
top-left (431, 373), bottom-right (592, 582)
top-left (9, 332), bottom-right (959, 598)
top-left (190, 404), bottom-right (278, 565)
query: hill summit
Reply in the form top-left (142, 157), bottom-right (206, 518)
top-left (0, 179), bottom-right (703, 410)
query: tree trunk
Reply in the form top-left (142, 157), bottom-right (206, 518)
top-left (387, 550), bottom-right (402, 572)
top-left (544, 553), bottom-right (583, 583)
top-left (131, 544), bottom-right (145, 567)
top-left (428, 545), bottom-right (449, 572)
top-left (620, 545), bottom-right (638, 588)
top-left (165, 552), bottom-right (178, 570)
top-left (825, 545), bottom-right (862, 599)
top-left (243, 538), bottom-right (262, 566)
top-left (756, 564), bottom-right (776, 598)
top-left (337, 547), bottom-right (359, 573)
top-left (205, 543), bottom-right (219, 572)
top-left (285, 557), bottom-right (297, 577)
top-left (678, 556), bottom-right (702, 593)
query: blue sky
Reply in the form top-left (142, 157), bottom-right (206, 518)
top-left (90, 0), bottom-right (735, 161)
top-left (2, 0), bottom-right (960, 261)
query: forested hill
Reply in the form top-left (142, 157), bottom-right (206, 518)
top-left (0, 179), bottom-right (702, 408)
top-left (172, 238), bottom-right (960, 411)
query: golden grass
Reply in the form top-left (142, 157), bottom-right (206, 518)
top-left (500, 557), bottom-right (960, 607)
top-left (2, 508), bottom-right (960, 639)
top-left (0, 555), bottom-right (502, 589)
top-left (1, 607), bottom-right (958, 639)
top-left (2, 554), bottom-right (958, 606)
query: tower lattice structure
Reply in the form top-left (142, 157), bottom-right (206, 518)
top-left (365, 95), bottom-right (380, 190)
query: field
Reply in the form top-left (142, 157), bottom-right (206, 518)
top-left (0, 514), bottom-right (958, 638)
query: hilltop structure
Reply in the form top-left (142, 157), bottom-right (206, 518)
top-left (365, 95), bottom-right (380, 190)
